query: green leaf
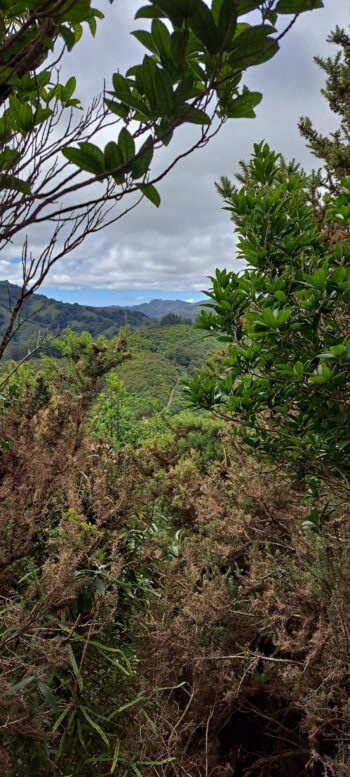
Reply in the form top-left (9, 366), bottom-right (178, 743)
top-left (68, 646), bottom-right (83, 691)
top-left (60, 25), bottom-right (76, 50)
top-left (170, 29), bottom-right (189, 69)
top-left (312, 268), bottom-right (327, 290)
top-left (104, 98), bottom-right (129, 120)
top-left (108, 694), bottom-right (145, 718)
top-left (111, 739), bottom-right (121, 773)
top-left (229, 25), bottom-right (279, 70)
top-left (137, 758), bottom-right (176, 766)
top-left (63, 143), bottom-right (105, 175)
top-left (237, 0), bottom-right (260, 14)
top-left (38, 681), bottom-right (58, 712)
top-left (151, 19), bottom-right (171, 62)
top-left (132, 29), bottom-right (157, 54)
top-left (276, 0), bottom-right (323, 11)
top-left (11, 100), bottom-right (33, 132)
top-left (154, 67), bottom-right (175, 113)
top-left (183, 106), bottom-right (210, 124)
top-left (211, 0), bottom-right (237, 43)
top-left (4, 675), bottom-right (35, 694)
top-left (131, 138), bottom-right (154, 179)
top-left (142, 709), bottom-right (157, 734)
top-left (141, 183), bottom-right (161, 207)
top-left (112, 72), bottom-right (131, 100)
top-left (0, 148), bottom-right (20, 171)
top-left (149, 0), bottom-right (185, 26)
top-left (88, 16), bottom-right (97, 37)
top-left (0, 175), bottom-right (31, 194)
top-left (64, 76), bottom-right (76, 100)
top-left (33, 107), bottom-right (53, 126)
top-left (339, 439), bottom-right (350, 451)
top-left (135, 5), bottom-right (166, 19)
top-left (80, 706), bottom-right (109, 747)
top-left (118, 127), bottom-right (135, 163)
top-left (156, 118), bottom-right (173, 146)
top-left (77, 719), bottom-right (87, 751)
top-left (94, 576), bottom-right (106, 596)
top-left (52, 705), bottom-right (71, 732)
top-left (226, 90), bottom-right (262, 118)
top-left (141, 55), bottom-right (158, 107)
top-left (190, 1), bottom-right (219, 53)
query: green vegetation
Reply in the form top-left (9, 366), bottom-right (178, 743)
top-left (0, 282), bottom-right (153, 361)
top-left (8, 4), bottom-right (350, 777)
top-left (187, 141), bottom-right (350, 492)
top-left (111, 325), bottom-right (221, 419)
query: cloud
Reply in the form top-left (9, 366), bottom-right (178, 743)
top-left (40, 226), bottom-right (241, 292)
top-left (1, 0), bottom-right (348, 298)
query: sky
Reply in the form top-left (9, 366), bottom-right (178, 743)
top-left (1, 0), bottom-right (349, 307)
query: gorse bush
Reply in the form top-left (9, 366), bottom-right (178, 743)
top-left (0, 332), bottom-right (179, 776)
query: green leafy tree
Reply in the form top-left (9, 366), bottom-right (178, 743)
top-left (0, 0), bottom-right (322, 358)
top-left (186, 142), bottom-right (350, 493)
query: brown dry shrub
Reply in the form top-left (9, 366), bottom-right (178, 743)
top-left (131, 448), bottom-right (350, 777)
top-left (2, 359), bottom-right (350, 776)
top-left (0, 348), bottom-right (149, 775)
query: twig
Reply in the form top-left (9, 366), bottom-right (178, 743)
top-left (193, 652), bottom-right (304, 666)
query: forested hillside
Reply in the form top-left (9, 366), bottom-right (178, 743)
top-left (0, 282), bottom-right (153, 360)
top-left (113, 325), bottom-right (220, 418)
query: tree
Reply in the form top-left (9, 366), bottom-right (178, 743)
top-left (299, 26), bottom-right (350, 196)
top-left (91, 372), bottom-right (140, 450)
top-left (160, 312), bottom-right (187, 326)
top-left (186, 141), bottom-right (350, 498)
top-left (0, 0), bottom-right (323, 358)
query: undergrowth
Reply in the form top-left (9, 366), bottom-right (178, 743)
top-left (1, 335), bottom-right (350, 775)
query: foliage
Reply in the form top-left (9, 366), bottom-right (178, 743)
top-left (62, 0), bottom-right (321, 187)
top-left (90, 372), bottom-right (168, 449)
top-left (6, 9), bottom-right (350, 777)
top-left (3, 328), bottom-right (350, 775)
top-left (0, 332), bottom-right (182, 776)
top-left (186, 142), bottom-right (350, 488)
top-left (0, 281), bottom-right (154, 361)
top-left (111, 325), bottom-right (220, 418)
top-left (135, 444), bottom-right (350, 776)
top-left (299, 26), bottom-right (350, 199)
top-left (91, 372), bottom-right (139, 449)
top-left (159, 312), bottom-right (191, 326)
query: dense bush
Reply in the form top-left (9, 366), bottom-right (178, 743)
top-left (187, 142), bottom-right (350, 500)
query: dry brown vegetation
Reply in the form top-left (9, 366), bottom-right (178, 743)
top-left (134, 449), bottom-right (350, 777)
top-left (1, 338), bottom-right (350, 776)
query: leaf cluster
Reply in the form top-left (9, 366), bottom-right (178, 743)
top-left (187, 142), bottom-right (350, 483)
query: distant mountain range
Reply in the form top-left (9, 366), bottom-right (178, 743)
top-left (0, 282), bottom-right (204, 359)
top-left (126, 298), bottom-right (204, 322)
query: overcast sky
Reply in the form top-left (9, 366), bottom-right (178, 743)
top-left (1, 0), bottom-right (349, 306)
